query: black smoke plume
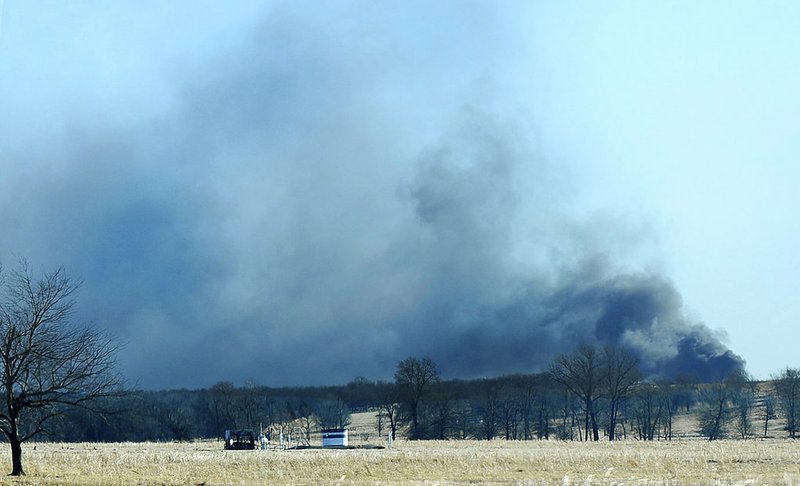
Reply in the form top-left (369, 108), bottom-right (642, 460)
top-left (397, 119), bottom-right (744, 383)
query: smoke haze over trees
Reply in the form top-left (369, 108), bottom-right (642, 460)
top-left (0, 1), bottom-right (756, 389)
top-left (37, 360), bottom-right (800, 444)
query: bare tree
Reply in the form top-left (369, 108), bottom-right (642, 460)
top-left (375, 381), bottom-right (401, 440)
top-left (395, 356), bottom-right (439, 439)
top-left (729, 372), bottom-right (757, 439)
top-left (155, 396), bottom-right (195, 441)
top-left (238, 380), bottom-right (262, 430)
top-left (760, 393), bottom-right (777, 438)
top-left (314, 397), bottom-right (351, 430)
top-left (429, 382), bottom-right (457, 440)
top-left (601, 345), bottom-right (641, 440)
top-left (284, 397), bottom-right (314, 445)
top-left (475, 379), bottom-right (501, 440)
top-left (696, 371), bottom-right (747, 441)
top-left (772, 367), bottom-right (800, 439)
top-left (207, 381), bottom-right (237, 437)
top-left (631, 382), bottom-right (663, 440)
top-left (0, 261), bottom-right (123, 475)
top-left (697, 382), bottom-right (731, 440)
top-left (534, 376), bottom-right (558, 440)
top-left (657, 381), bottom-right (682, 440)
top-left (554, 388), bottom-right (580, 440)
top-left (550, 345), bottom-right (603, 441)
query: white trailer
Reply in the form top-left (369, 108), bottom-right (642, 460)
top-left (321, 429), bottom-right (348, 448)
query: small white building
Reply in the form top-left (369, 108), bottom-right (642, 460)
top-left (321, 429), bottom-right (348, 448)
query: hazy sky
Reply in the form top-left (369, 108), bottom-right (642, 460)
top-left (1, 1), bottom-right (798, 389)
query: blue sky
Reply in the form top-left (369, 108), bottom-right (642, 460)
top-left (1, 1), bottom-right (798, 387)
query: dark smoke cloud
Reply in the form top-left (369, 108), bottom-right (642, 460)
top-left (0, 2), bottom-right (743, 388)
top-left (394, 123), bottom-right (744, 383)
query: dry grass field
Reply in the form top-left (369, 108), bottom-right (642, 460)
top-left (0, 409), bottom-right (797, 485)
top-left (0, 438), bottom-right (797, 485)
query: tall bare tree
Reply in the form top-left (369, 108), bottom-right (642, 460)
top-left (697, 381), bottom-right (732, 440)
top-left (429, 382), bottom-right (457, 440)
top-left (375, 381), bottom-right (402, 440)
top-left (772, 367), bottom-right (800, 439)
top-left (631, 382), bottom-right (663, 440)
top-left (0, 261), bottom-right (123, 475)
top-left (657, 380), bottom-right (683, 440)
top-left (550, 345), bottom-right (603, 441)
top-left (697, 370), bottom-right (748, 441)
top-left (601, 345), bottom-right (641, 440)
top-left (729, 371), bottom-right (757, 439)
top-left (207, 381), bottom-right (237, 437)
top-left (760, 393), bottom-right (777, 438)
top-left (395, 356), bottom-right (439, 439)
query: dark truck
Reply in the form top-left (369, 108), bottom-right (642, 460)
top-left (224, 429), bottom-right (256, 450)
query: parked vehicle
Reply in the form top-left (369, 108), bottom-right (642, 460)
top-left (224, 429), bottom-right (256, 450)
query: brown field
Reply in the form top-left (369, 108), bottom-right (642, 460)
top-left (0, 409), bottom-right (797, 485)
top-left (0, 438), bottom-right (796, 485)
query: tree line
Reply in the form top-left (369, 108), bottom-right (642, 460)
top-left (37, 353), bottom-right (800, 444)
